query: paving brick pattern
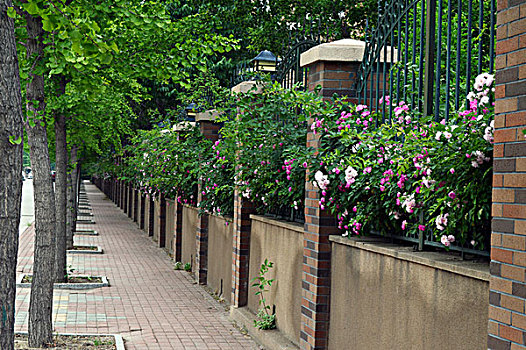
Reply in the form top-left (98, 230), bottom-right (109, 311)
top-left (15, 183), bottom-right (260, 350)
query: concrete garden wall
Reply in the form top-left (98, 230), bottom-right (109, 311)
top-left (143, 196), bottom-right (150, 234)
top-left (247, 215), bottom-right (304, 346)
top-left (328, 236), bottom-right (489, 350)
top-left (182, 206), bottom-right (198, 267)
top-left (136, 192), bottom-right (143, 226)
top-left (153, 199), bottom-right (161, 243)
top-left (207, 214), bottom-right (233, 303)
top-left (165, 199), bottom-right (175, 256)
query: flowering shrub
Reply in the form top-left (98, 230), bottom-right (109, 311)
top-left (117, 82), bottom-right (328, 219)
top-left (208, 82), bottom-right (329, 217)
top-left (310, 73), bottom-right (494, 250)
top-left (109, 72), bottom-right (494, 251)
top-left (197, 137), bottom-right (236, 216)
top-left (121, 124), bottom-right (205, 205)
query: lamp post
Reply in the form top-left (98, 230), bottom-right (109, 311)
top-left (184, 102), bottom-right (198, 121)
top-left (252, 50), bottom-right (278, 72)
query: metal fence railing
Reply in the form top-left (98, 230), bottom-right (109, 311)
top-left (355, 0), bottom-right (496, 257)
top-left (264, 204), bottom-right (305, 224)
top-left (355, 0), bottom-right (496, 124)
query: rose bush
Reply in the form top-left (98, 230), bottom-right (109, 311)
top-left (212, 82), bottom-right (330, 218)
top-left (121, 124), bottom-right (205, 206)
top-left (109, 72), bottom-right (494, 252)
top-left (309, 72), bottom-right (494, 251)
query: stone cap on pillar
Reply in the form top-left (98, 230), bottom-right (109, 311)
top-left (231, 80), bottom-right (264, 94)
top-left (172, 121), bottom-right (196, 131)
top-left (195, 109), bottom-right (220, 122)
top-left (300, 39), bottom-right (396, 67)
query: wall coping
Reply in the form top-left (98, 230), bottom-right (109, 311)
top-left (231, 80), bottom-right (264, 94)
top-left (300, 38), bottom-right (396, 68)
top-left (250, 214), bottom-right (304, 234)
top-left (182, 204), bottom-right (198, 211)
top-left (196, 109), bottom-right (220, 122)
top-left (209, 212), bottom-right (233, 224)
top-left (172, 121), bottom-right (196, 131)
top-left (329, 235), bottom-right (490, 282)
top-left (180, 205), bottom-right (233, 223)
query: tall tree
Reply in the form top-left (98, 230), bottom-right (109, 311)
top-left (53, 77), bottom-right (67, 282)
top-left (0, 2), bottom-right (24, 349)
top-left (10, 1), bottom-right (237, 344)
top-left (24, 11), bottom-right (56, 348)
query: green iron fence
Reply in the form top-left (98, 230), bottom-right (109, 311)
top-left (356, 0), bottom-right (496, 124)
top-left (355, 0), bottom-right (496, 257)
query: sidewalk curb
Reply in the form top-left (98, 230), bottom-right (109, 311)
top-left (229, 306), bottom-right (298, 350)
top-left (74, 230), bottom-right (99, 236)
top-left (16, 274), bottom-right (110, 289)
top-left (15, 332), bottom-right (124, 350)
top-left (67, 245), bottom-right (103, 254)
top-left (77, 219), bottom-right (96, 224)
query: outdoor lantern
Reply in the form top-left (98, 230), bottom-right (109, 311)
top-left (252, 50), bottom-right (278, 72)
top-left (184, 102), bottom-right (198, 120)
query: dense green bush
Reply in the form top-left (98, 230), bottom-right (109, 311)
top-left (113, 73), bottom-right (494, 251)
top-left (310, 73), bottom-right (494, 250)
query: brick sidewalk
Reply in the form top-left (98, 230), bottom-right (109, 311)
top-left (15, 183), bottom-right (260, 350)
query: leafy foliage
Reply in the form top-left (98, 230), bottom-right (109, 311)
top-left (251, 259), bottom-right (276, 330)
top-left (310, 73), bottom-right (495, 250)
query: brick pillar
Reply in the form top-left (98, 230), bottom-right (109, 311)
top-left (133, 189), bottom-right (138, 222)
top-left (173, 199), bottom-right (183, 262)
top-left (488, 1), bottom-right (526, 348)
top-left (195, 117), bottom-right (221, 284)
top-left (128, 186), bottom-right (133, 218)
top-left (231, 188), bottom-right (256, 307)
top-left (149, 196), bottom-right (154, 237)
top-left (123, 183), bottom-right (128, 214)
top-left (116, 180), bottom-right (119, 204)
top-left (158, 194), bottom-right (166, 248)
top-left (114, 179), bottom-right (118, 205)
top-left (121, 182), bottom-right (126, 210)
top-left (116, 180), bottom-right (120, 206)
top-left (299, 41), bottom-right (363, 350)
top-left (119, 181), bottom-right (124, 209)
top-left (140, 193), bottom-right (146, 230)
top-left (228, 82), bottom-right (260, 307)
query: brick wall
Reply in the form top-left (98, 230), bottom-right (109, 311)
top-left (489, 0), bottom-right (526, 348)
top-left (173, 200), bottom-right (183, 262)
top-left (231, 187), bottom-right (256, 307)
top-left (195, 120), bottom-right (220, 284)
top-left (229, 82), bottom-right (260, 308)
top-left (307, 62), bottom-right (360, 100)
top-left (301, 60), bottom-right (357, 350)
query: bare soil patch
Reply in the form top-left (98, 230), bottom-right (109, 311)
top-left (22, 275), bottom-right (103, 284)
top-left (15, 334), bottom-right (115, 349)
top-left (72, 245), bottom-right (98, 251)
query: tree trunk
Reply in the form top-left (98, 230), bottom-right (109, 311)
top-left (66, 170), bottom-right (73, 249)
top-left (0, 2), bottom-right (24, 349)
top-left (25, 12), bottom-right (56, 348)
top-left (67, 146), bottom-right (78, 248)
top-left (54, 87), bottom-right (67, 282)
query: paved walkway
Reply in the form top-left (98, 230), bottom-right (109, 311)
top-left (15, 182), bottom-right (260, 350)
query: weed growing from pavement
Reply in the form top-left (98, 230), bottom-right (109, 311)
top-left (251, 259), bottom-right (276, 330)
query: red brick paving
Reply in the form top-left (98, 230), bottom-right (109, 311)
top-left (15, 182), bottom-right (260, 350)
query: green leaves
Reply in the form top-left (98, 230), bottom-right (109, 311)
top-left (23, 1), bottom-right (40, 15)
top-left (251, 259), bottom-right (276, 330)
top-left (8, 136), bottom-right (22, 145)
top-left (7, 7), bottom-right (16, 18)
